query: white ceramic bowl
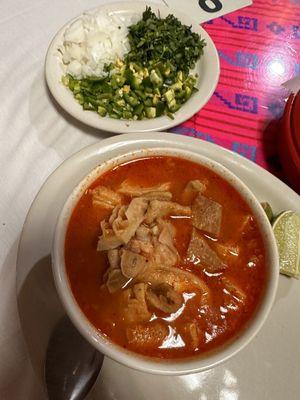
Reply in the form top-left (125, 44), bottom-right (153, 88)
top-left (45, 1), bottom-right (220, 133)
top-left (52, 146), bottom-right (279, 375)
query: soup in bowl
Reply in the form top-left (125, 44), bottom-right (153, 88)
top-left (52, 148), bottom-right (279, 374)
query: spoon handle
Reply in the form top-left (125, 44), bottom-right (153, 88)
top-left (45, 316), bottom-right (103, 400)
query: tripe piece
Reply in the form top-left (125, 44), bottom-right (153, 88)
top-left (192, 193), bottom-right (222, 237)
top-left (90, 185), bottom-right (122, 209)
top-left (118, 180), bottom-right (171, 196)
top-left (187, 229), bottom-right (225, 272)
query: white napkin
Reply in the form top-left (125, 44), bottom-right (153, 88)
top-left (163, 0), bottom-right (252, 23)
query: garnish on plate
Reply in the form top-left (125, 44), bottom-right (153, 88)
top-left (61, 7), bottom-right (206, 120)
top-left (125, 6), bottom-right (206, 73)
top-left (261, 202), bottom-right (300, 279)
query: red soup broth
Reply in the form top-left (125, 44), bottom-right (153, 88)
top-left (65, 156), bottom-right (266, 359)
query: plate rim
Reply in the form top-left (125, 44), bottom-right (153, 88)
top-left (44, 0), bottom-right (220, 133)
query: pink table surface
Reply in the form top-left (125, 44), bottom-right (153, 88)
top-left (172, 0), bottom-right (300, 183)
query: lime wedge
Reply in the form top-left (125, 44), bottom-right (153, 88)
top-left (272, 211), bottom-right (300, 279)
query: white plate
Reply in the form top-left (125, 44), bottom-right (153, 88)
top-left (45, 1), bottom-right (220, 134)
top-left (17, 133), bottom-right (300, 399)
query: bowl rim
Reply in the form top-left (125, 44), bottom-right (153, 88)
top-left (52, 147), bottom-right (279, 375)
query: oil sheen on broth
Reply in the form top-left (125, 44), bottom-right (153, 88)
top-left (65, 156), bottom-right (266, 359)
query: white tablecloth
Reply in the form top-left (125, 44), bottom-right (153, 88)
top-left (2, 1), bottom-right (300, 400)
top-left (0, 1), bottom-right (159, 398)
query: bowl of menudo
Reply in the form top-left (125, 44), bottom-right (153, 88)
top-left (52, 147), bottom-right (279, 375)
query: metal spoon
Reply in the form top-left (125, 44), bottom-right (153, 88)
top-left (45, 316), bottom-right (104, 400)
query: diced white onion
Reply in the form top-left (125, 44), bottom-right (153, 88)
top-left (61, 11), bottom-right (131, 79)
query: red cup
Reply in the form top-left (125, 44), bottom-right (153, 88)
top-left (278, 91), bottom-right (300, 194)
